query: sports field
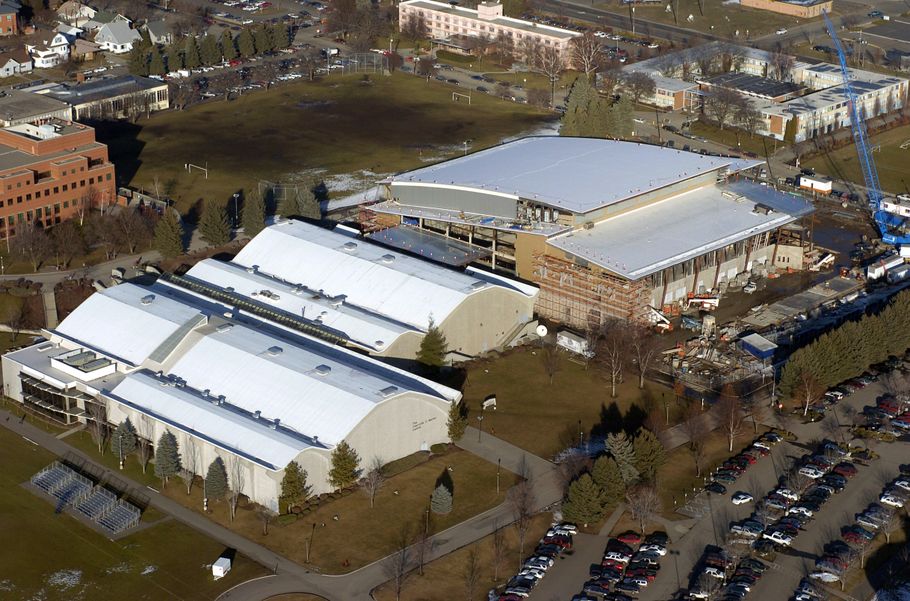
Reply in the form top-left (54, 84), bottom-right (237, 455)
top-left (806, 123), bottom-right (910, 195)
top-left (0, 426), bottom-right (267, 600)
top-left (99, 72), bottom-right (551, 215)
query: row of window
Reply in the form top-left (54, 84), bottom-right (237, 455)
top-left (0, 173), bottom-right (111, 208)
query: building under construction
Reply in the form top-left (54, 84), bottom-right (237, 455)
top-left (365, 137), bottom-right (814, 330)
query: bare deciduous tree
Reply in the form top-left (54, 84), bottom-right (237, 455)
top-left (361, 456), bottom-right (385, 508)
top-left (719, 386), bottom-right (745, 452)
top-left (136, 414), bottom-right (153, 473)
top-left (508, 458), bottom-right (535, 568)
top-left (541, 343), bottom-right (561, 385)
top-left (795, 371), bottom-right (824, 417)
top-left (227, 454), bottom-right (246, 521)
top-left (629, 325), bottom-right (660, 389)
top-left (115, 209), bottom-right (153, 254)
top-left (257, 506), bottom-right (276, 535)
top-left (463, 545), bottom-right (481, 601)
top-left (535, 46), bottom-right (564, 108)
top-left (704, 87), bottom-right (746, 130)
top-left (625, 483), bottom-right (660, 534)
top-left (183, 434), bottom-right (200, 495)
top-left (384, 524), bottom-right (412, 601)
top-left (491, 523), bottom-right (507, 582)
top-left (86, 400), bottom-right (108, 454)
top-left (682, 403), bottom-right (707, 476)
top-left (598, 319), bottom-right (627, 398)
top-left (12, 223), bottom-right (51, 271)
top-left (571, 33), bottom-right (602, 76)
top-left (75, 186), bottom-right (99, 226)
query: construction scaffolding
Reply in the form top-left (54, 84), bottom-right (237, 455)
top-left (532, 253), bottom-right (653, 329)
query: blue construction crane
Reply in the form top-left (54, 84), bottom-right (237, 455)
top-left (822, 10), bottom-right (908, 245)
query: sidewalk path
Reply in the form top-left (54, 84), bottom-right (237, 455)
top-left (2, 410), bottom-right (565, 601)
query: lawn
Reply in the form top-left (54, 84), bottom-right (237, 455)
top-left (805, 122), bottom-right (910, 195)
top-left (372, 512), bottom-right (553, 601)
top-left (99, 72), bottom-right (551, 215)
top-left (461, 347), bottom-right (676, 459)
top-left (155, 447), bottom-right (514, 574)
top-left (587, 0), bottom-right (814, 39)
top-left (689, 120), bottom-right (781, 158)
top-left (0, 426), bottom-right (267, 601)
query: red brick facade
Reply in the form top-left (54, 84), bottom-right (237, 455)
top-left (0, 122), bottom-right (118, 239)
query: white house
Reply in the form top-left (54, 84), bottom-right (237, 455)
top-left (94, 21), bottom-right (141, 54)
top-left (144, 20), bottom-right (172, 46)
top-left (26, 30), bottom-right (70, 68)
top-left (0, 49), bottom-right (31, 78)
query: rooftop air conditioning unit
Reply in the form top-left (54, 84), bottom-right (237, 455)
top-left (140, 294), bottom-right (155, 305)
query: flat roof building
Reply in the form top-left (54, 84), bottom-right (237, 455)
top-left (0, 89), bottom-right (72, 127)
top-left (368, 137), bottom-right (813, 328)
top-left (399, 0), bottom-right (581, 65)
top-left (35, 75), bottom-right (169, 121)
top-left (0, 119), bottom-right (118, 239)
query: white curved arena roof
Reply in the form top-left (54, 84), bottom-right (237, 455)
top-left (385, 137), bottom-right (752, 214)
top-left (232, 220), bottom-right (528, 331)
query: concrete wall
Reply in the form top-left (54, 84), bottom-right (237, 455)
top-left (390, 184), bottom-right (518, 219)
top-left (438, 286), bottom-right (536, 356)
top-left (345, 393), bottom-right (451, 475)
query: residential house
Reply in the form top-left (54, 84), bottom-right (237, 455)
top-left (0, 3), bottom-right (17, 36)
top-left (56, 0), bottom-right (96, 27)
top-left (0, 49), bottom-right (31, 77)
top-left (81, 11), bottom-right (129, 32)
top-left (71, 38), bottom-right (101, 62)
top-left (144, 20), bottom-right (172, 45)
top-left (55, 23), bottom-right (82, 42)
top-left (26, 30), bottom-right (71, 68)
top-left (94, 21), bottom-right (140, 54)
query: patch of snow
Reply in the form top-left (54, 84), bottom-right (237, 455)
top-left (46, 569), bottom-right (81, 591)
top-left (141, 565), bottom-right (158, 575)
top-left (0, 580), bottom-right (15, 592)
top-left (105, 563), bottom-right (131, 575)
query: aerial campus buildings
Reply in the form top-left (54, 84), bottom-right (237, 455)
top-left (620, 43), bottom-right (909, 142)
top-left (365, 136), bottom-right (813, 328)
top-left (2, 220), bottom-right (538, 508)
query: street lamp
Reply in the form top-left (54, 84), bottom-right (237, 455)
top-left (477, 404), bottom-right (485, 442)
top-left (578, 419), bottom-right (583, 448)
top-left (232, 193), bottom-right (240, 228)
top-left (306, 522), bottom-right (316, 563)
top-left (425, 495), bottom-right (431, 535)
top-left (496, 458), bottom-right (501, 494)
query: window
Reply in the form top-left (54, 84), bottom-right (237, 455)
top-left (34, 208), bottom-right (41, 217)
top-left (25, 193), bottom-right (30, 201)
top-left (63, 201), bottom-right (68, 208)
top-left (89, 177), bottom-right (94, 185)
top-left (62, 184), bottom-right (67, 191)
top-left (54, 203), bottom-right (60, 214)
top-left (53, 186), bottom-right (58, 194)
top-left (16, 196), bottom-right (21, 203)
top-left (106, 174), bottom-right (111, 181)
top-left (80, 180), bottom-right (85, 187)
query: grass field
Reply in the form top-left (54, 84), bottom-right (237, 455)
top-left (805, 123), bottom-right (910, 195)
top-left (689, 121), bottom-right (781, 158)
top-left (0, 426), bottom-right (267, 601)
top-left (588, 0), bottom-right (802, 38)
top-left (99, 72), bottom-right (550, 215)
top-left (154, 447), bottom-right (513, 574)
top-left (372, 513), bottom-right (553, 601)
top-left (461, 347), bottom-right (676, 459)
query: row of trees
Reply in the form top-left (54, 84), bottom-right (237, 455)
top-left (561, 428), bottom-right (666, 526)
top-left (702, 87), bottom-right (762, 136)
top-left (129, 24), bottom-right (292, 77)
top-left (780, 288), bottom-right (910, 403)
top-left (560, 75), bottom-right (634, 139)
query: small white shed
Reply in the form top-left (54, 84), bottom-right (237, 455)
top-left (212, 557), bottom-right (232, 580)
top-left (556, 330), bottom-right (593, 357)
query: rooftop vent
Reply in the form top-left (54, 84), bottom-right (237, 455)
top-left (342, 241), bottom-right (358, 252)
top-left (269, 418), bottom-right (281, 430)
top-left (37, 343), bottom-right (53, 352)
top-left (216, 323), bottom-right (233, 333)
top-left (140, 294), bottom-right (155, 305)
top-left (218, 395), bottom-right (226, 405)
top-left (253, 410), bottom-right (261, 419)
top-left (374, 340), bottom-right (385, 349)
top-left (313, 364), bottom-right (331, 376)
top-left (202, 389), bottom-right (210, 397)
top-left (471, 281), bottom-right (486, 290)
top-left (267, 345), bottom-right (283, 356)
top-left (380, 254), bottom-right (396, 264)
top-left (379, 385), bottom-right (399, 398)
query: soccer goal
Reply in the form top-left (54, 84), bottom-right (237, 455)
top-left (452, 92), bottom-right (471, 105)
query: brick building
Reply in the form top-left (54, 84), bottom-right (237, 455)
top-left (0, 120), bottom-right (118, 239)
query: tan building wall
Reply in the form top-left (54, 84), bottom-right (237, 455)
top-left (740, 0), bottom-right (832, 18)
top-left (437, 286), bottom-right (536, 357)
top-left (514, 232), bottom-right (548, 280)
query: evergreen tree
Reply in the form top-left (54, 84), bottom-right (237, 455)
top-left (606, 432), bottom-right (639, 485)
top-left (166, 41), bottom-right (184, 70)
top-left (560, 75), bottom-right (600, 137)
top-left (254, 24), bottom-right (273, 54)
top-left (591, 455), bottom-right (625, 504)
top-left (297, 180), bottom-right (322, 220)
top-left (562, 473), bottom-right (607, 526)
top-left (154, 430), bottom-right (182, 486)
top-left (447, 400), bottom-right (468, 442)
top-left (417, 319), bottom-right (448, 368)
top-left (278, 191), bottom-right (299, 217)
top-left (221, 31), bottom-right (238, 61)
top-left (237, 28), bottom-right (256, 57)
top-left (205, 456), bottom-right (229, 501)
top-left (111, 418), bottom-right (138, 458)
top-left (278, 461), bottom-right (311, 513)
top-left (271, 23), bottom-right (291, 48)
top-left (607, 95), bottom-right (634, 139)
top-left (153, 211), bottom-right (185, 257)
top-left (241, 191), bottom-right (266, 238)
top-left (184, 36), bottom-right (202, 69)
top-left (200, 34), bottom-right (221, 65)
top-left (148, 47), bottom-right (166, 76)
top-left (632, 428), bottom-right (667, 482)
top-left (199, 199), bottom-right (231, 246)
top-left (128, 46), bottom-right (150, 76)
top-left (430, 482), bottom-right (453, 514)
top-left (783, 115), bottom-right (798, 144)
top-left (328, 440), bottom-right (361, 490)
